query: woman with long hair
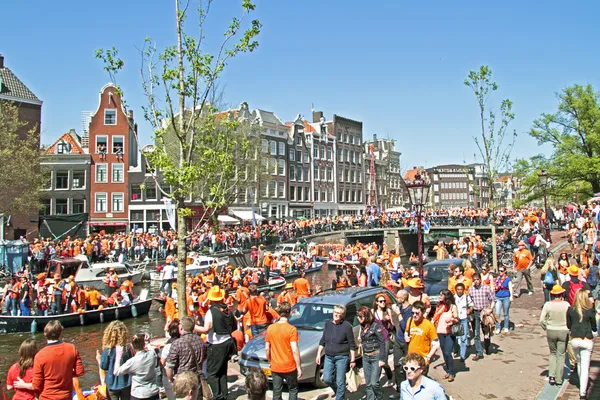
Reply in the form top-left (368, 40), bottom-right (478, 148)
top-left (98, 320), bottom-right (132, 399)
top-left (567, 290), bottom-right (597, 399)
top-left (568, 222), bottom-right (579, 255)
top-left (557, 252), bottom-right (570, 284)
top-left (432, 289), bottom-right (459, 382)
top-left (540, 258), bottom-right (559, 303)
top-left (371, 294), bottom-right (394, 385)
top-left (114, 334), bottom-right (160, 400)
top-left (6, 339), bottom-right (38, 399)
top-left (357, 306), bottom-right (385, 400)
top-left (539, 285), bottom-right (569, 386)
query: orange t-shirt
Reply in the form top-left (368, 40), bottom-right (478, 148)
top-left (87, 290), bottom-right (101, 306)
top-left (514, 249), bottom-right (533, 271)
top-left (246, 296), bottom-right (268, 325)
top-left (448, 277), bottom-right (472, 295)
top-left (265, 321), bottom-right (299, 373)
top-left (293, 278), bottom-right (310, 298)
top-left (464, 268), bottom-right (475, 280)
top-left (406, 317), bottom-right (438, 358)
top-left (236, 287), bottom-right (250, 311)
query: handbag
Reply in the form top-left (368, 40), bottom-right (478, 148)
top-left (346, 367), bottom-right (361, 393)
top-left (450, 322), bottom-right (465, 337)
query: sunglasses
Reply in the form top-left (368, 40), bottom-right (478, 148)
top-left (378, 300), bottom-right (386, 303)
top-left (499, 270), bottom-right (506, 273)
top-left (403, 365), bottom-right (421, 372)
top-left (412, 311), bottom-right (422, 315)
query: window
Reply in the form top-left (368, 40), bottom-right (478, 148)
top-left (289, 150), bottom-right (295, 161)
top-left (296, 150), bottom-right (302, 163)
top-left (337, 148), bottom-right (342, 161)
top-left (96, 193), bottom-right (107, 212)
top-left (344, 149), bottom-right (349, 162)
top-left (55, 171), bottom-right (69, 189)
top-left (112, 136), bottom-right (124, 153)
top-left (345, 169), bottom-right (349, 182)
top-left (131, 184), bottom-right (142, 201)
top-left (261, 139), bottom-right (269, 153)
top-left (72, 199), bottom-right (85, 214)
top-left (96, 164), bottom-right (108, 183)
top-left (350, 135), bottom-right (354, 145)
top-left (72, 171), bottom-right (85, 189)
top-left (339, 170), bottom-right (343, 182)
top-left (55, 199), bottom-right (68, 214)
top-left (43, 172), bottom-right (52, 190)
top-left (351, 190), bottom-right (356, 202)
top-left (339, 191), bottom-right (344, 202)
top-left (314, 165), bottom-right (319, 181)
top-left (41, 199), bottom-right (51, 215)
top-left (269, 181), bottom-right (276, 198)
top-left (112, 193), bottom-right (124, 212)
top-left (346, 190), bottom-right (350, 203)
top-left (261, 182), bottom-right (268, 197)
top-left (322, 190), bottom-right (326, 202)
top-left (297, 186), bottom-right (303, 201)
top-left (314, 146), bottom-right (319, 159)
top-left (350, 170), bottom-right (355, 183)
top-left (320, 145), bottom-right (325, 159)
top-left (329, 189), bottom-right (334, 202)
top-left (278, 182), bottom-right (285, 198)
top-left (289, 166), bottom-right (295, 181)
top-left (271, 159), bottom-right (278, 175)
top-left (321, 167), bottom-right (326, 181)
top-left (104, 109), bottom-right (117, 125)
top-left (303, 151), bottom-right (309, 163)
top-left (344, 133), bottom-right (348, 143)
top-left (304, 187), bottom-right (310, 201)
top-left (296, 135), bottom-right (302, 146)
top-left (146, 209), bottom-right (160, 221)
top-left (304, 167), bottom-right (310, 182)
top-left (327, 146), bottom-right (332, 160)
top-left (290, 186), bottom-right (295, 201)
top-left (96, 136), bottom-right (108, 155)
top-left (146, 185), bottom-right (157, 200)
top-left (314, 190), bottom-right (319, 202)
top-left (112, 163), bottom-right (124, 183)
top-left (278, 159), bottom-right (285, 175)
top-left (350, 151), bottom-right (355, 163)
top-left (56, 140), bottom-right (71, 154)
top-left (327, 167), bottom-right (333, 181)
top-left (131, 210), bottom-right (144, 221)
top-left (270, 141), bottom-right (277, 155)
top-left (296, 166), bottom-right (303, 181)
top-left (278, 142), bottom-right (285, 156)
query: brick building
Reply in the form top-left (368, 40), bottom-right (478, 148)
top-left (87, 84), bottom-right (138, 232)
top-left (287, 116), bottom-right (314, 217)
top-left (0, 54), bottom-right (43, 239)
top-left (364, 135), bottom-right (402, 211)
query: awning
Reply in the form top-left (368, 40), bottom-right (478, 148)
top-left (89, 222), bottom-right (128, 226)
top-left (230, 210), bottom-right (265, 222)
top-left (218, 215), bottom-right (240, 225)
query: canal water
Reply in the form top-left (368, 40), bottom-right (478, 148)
top-left (0, 267), bottom-right (341, 392)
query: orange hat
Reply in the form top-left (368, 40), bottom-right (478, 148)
top-left (568, 265), bottom-right (580, 276)
top-left (549, 285), bottom-right (565, 296)
top-left (285, 283), bottom-right (293, 290)
top-left (408, 279), bottom-right (425, 289)
top-left (207, 285), bottom-right (225, 302)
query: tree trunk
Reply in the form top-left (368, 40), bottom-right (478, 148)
top-left (176, 204), bottom-right (187, 309)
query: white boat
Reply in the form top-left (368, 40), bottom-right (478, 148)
top-left (149, 255), bottom-right (229, 281)
top-left (47, 255), bottom-right (144, 291)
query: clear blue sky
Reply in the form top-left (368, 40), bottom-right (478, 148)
top-left (2, 0), bottom-right (599, 169)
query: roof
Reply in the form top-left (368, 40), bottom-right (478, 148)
top-left (44, 131), bottom-right (85, 155)
top-left (303, 120), bottom-right (317, 133)
top-left (255, 109), bottom-right (285, 126)
top-left (403, 167), bottom-right (420, 181)
top-left (300, 286), bottom-right (388, 305)
top-left (0, 63), bottom-right (41, 104)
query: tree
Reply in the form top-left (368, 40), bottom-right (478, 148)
top-left (0, 100), bottom-right (43, 231)
top-left (464, 66), bottom-right (517, 270)
top-left (516, 84), bottom-right (600, 201)
top-left (96, 0), bottom-right (261, 307)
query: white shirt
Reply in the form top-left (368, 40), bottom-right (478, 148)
top-left (454, 294), bottom-right (473, 320)
top-left (162, 264), bottom-right (176, 280)
top-left (204, 308), bottom-right (232, 345)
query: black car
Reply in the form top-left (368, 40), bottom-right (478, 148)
top-left (423, 258), bottom-right (464, 307)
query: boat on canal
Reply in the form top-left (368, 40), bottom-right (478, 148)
top-left (0, 298), bottom-right (153, 334)
top-left (149, 255), bottom-right (229, 282)
top-left (270, 261), bottom-right (324, 279)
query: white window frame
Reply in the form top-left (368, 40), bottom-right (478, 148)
top-left (95, 163), bottom-right (108, 183)
top-left (278, 182), bottom-right (285, 198)
top-left (270, 141), bottom-right (277, 156)
top-left (112, 193), bottom-right (124, 213)
top-left (55, 170), bottom-right (70, 190)
top-left (95, 193), bottom-right (108, 213)
top-left (278, 159), bottom-right (285, 176)
top-left (72, 170), bottom-right (86, 190)
top-left (104, 109), bottom-right (117, 125)
top-left (72, 198), bottom-right (86, 214)
top-left (54, 198), bottom-right (69, 215)
top-left (112, 163), bottom-right (125, 183)
top-left (112, 135), bottom-right (125, 154)
top-left (278, 142), bottom-right (285, 156)
top-left (96, 135), bottom-right (108, 155)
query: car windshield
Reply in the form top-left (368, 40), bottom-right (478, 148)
top-left (289, 303), bottom-right (335, 330)
top-left (423, 265), bottom-right (448, 282)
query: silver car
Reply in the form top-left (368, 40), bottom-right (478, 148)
top-left (239, 286), bottom-right (397, 387)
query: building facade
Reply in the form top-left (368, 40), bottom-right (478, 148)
top-left (87, 84), bottom-right (138, 232)
top-left (364, 135), bottom-right (402, 211)
top-left (40, 130), bottom-right (91, 218)
top-left (0, 54), bottom-right (43, 239)
top-left (306, 112), bottom-right (336, 217)
top-left (427, 163), bottom-right (491, 209)
top-left (331, 114), bottom-right (365, 215)
top-left (287, 116), bottom-right (314, 217)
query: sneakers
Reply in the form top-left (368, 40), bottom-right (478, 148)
top-left (494, 328), bottom-right (501, 335)
top-left (528, 291), bottom-right (533, 295)
top-left (502, 328), bottom-right (509, 334)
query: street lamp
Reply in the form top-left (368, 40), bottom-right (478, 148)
top-left (538, 169), bottom-right (551, 242)
top-left (404, 170), bottom-right (431, 279)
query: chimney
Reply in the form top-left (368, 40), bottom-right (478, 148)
top-left (373, 134), bottom-right (377, 141)
top-left (312, 110), bottom-right (323, 123)
top-left (0, 54), bottom-right (4, 68)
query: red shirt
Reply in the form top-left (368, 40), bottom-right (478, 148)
top-left (6, 363), bottom-right (36, 400)
top-left (32, 341), bottom-right (84, 400)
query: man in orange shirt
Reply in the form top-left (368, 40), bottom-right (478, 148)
top-left (513, 240), bottom-right (534, 297)
top-left (265, 302), bottom-right (301, 400)
top-left (293, 270), bottom-right (311, 299)
top-left (277, 283), bottom-right (297, 306)
top-left (244, 284), bottom-right (269, 337)
top-left (448, 265), bottom-right (473, 295)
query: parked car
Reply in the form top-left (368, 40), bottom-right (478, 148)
top-left (239, 286), bottom-right (397, 388)
top-left (423, 258), bottom-right (464, 308)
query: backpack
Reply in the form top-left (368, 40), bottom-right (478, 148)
top-left (567, 281), bottom-right (584, 306)
top-left (587, 266), bottom-right (599, 288)
top-left (543, 271), bottom-right (555, 285)
top-left (528, 235), bottom-right (536, 245)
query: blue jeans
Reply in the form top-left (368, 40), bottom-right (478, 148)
top-left (250, 324), bottom-right (267, 337)
top-left (457, 318), bottom-right (469, 359)
top-left (495, 296), bottom-right (511, 330)
top-left (473, 310), bottom-right (483, 356)
top-left (323, 355), bottom-right (348, 400)
top-left (20, 299), bottom-right (30, 316)
top-left (11, 298), bottom-right (18, 316)
top-left (438, 333), bottom-right (456, 375)
top-left (362, 353), bottom-right (382, 400)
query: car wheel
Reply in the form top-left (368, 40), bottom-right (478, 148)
top-left (313, 360), bottom-right (328, 388)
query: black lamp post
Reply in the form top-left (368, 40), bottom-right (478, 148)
top-left (538, 169), bottom-right (551, 242)
top-left (405, 171), bottom-right (431, 279)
